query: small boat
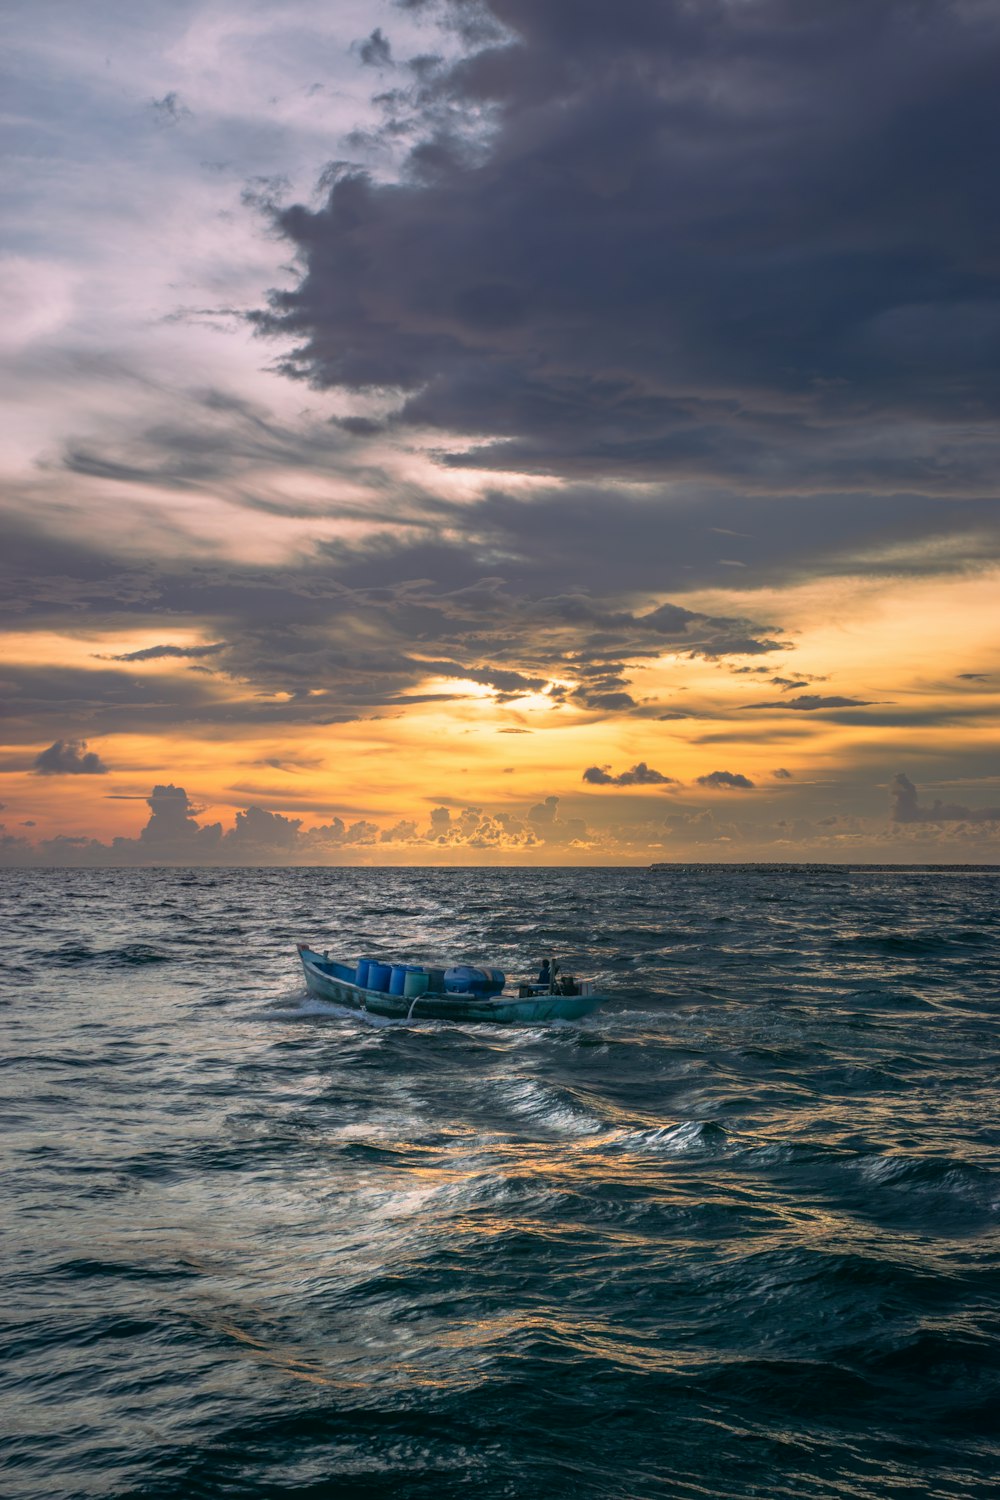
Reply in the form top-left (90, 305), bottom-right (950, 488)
top-left (296, 945), bottom-right (608, 1024)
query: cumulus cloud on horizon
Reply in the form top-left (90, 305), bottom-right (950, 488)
top-left (0, 783), bottom-right (598, 866)
top-left (889, 773), bottom-right (1000, 826)
top-left (6, 770), bottom-right (1000, 865)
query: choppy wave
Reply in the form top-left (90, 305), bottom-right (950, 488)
top-left (1, 864), bottom-right (998, 1499)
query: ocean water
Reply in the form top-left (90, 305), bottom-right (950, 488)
top-left (1, 865), bottom-right (998, 1500)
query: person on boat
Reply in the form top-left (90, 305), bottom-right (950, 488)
top-left (536, 958), bottom-right (559, 989)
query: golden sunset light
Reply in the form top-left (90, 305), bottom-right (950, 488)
top-left (2, 0), bottom-right (999, 867)
top-left (4, 9), bottom-right (999, 1500)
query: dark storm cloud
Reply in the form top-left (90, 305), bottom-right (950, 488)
top-left (697, 771), bottom-right (755, 790)
top-left (889, 772), bottom-right (1000, 825)
top-left (583, 763), bottom-right (676, 787)
top-left (254, 0), bottom-right (1000, 526)
top-left (33, 739), bottom-right (108, 775)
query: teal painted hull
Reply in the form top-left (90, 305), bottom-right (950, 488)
top-left (297, 946), bottom-right (606, 1024)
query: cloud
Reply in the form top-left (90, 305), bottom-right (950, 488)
top-left (33, 739), bottom-right (108, 775)
top-left (302, 818), bottom-right (380, 849)
top-left (3, 0), bottom-right (1000, 865)
top-left (0, 507), bottom-right (789, 736)
top-left (149, 92), bottom-right (192, 127)
top-left (742, 695), bottom-right (879, 712)
top-left (104, 643), bottom-right (226, 662)
top-left (419, 659), bottom-right (548, 695)
top-left (663, 808), bottom-right (724, 841)
top-left (772, 768), bottom-right (793, 780)
top-left (358, 28), bottom-right (393, 68)
top-left (251, 0), bottom-right (1000, 557)
top-left (526, 794), bottom-right (588, 845)
top-left (583, 762), bottom-right (676, 787)
top-left (696, 771), bottom-right (755, 790)
top-left (227, 804), bottom-right (301, 850)
top-left (139, 785), bottom-right (222, 850)
top-left (367, 799), bottom-right (587, 851)
top-left (0, 780), bottom-right (599, 864)
top-left (380, 819), bottom-right (418, 843)
top-left (889, 772), bottom-right (1000, 825)
top-left (6, 766), bottom-right (999, 865)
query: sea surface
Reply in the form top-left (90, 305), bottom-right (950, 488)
top-left (1, 866), bottom-right (998, 1500)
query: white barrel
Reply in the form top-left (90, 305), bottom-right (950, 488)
top-left (403, 969), bottom-right (430, 999)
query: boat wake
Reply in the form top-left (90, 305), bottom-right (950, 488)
top-left (257, 992), bottom-right (401, 1026)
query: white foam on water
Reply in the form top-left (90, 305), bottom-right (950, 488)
top-left (624, 1119), bottom-right (729, 1154)
top-left (258, 994), bottom-right (401, 1026)
top-left (492, 1076), bottom-right (611, 1138)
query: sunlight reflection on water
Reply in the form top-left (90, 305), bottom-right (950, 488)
top-left (1, 866), bottom-right (998, 1498)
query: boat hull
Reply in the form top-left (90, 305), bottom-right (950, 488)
top-left (297, 946), bottom-right (606, 1024)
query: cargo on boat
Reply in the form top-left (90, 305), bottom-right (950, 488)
top-left (297, 945), bottom-right (607, 1024)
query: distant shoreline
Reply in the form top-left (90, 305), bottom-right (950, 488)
top-left (649, 862), bottom-right (1000, 873)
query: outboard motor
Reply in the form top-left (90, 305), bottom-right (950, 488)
top-left (443, 965), bottom-right (505, 997)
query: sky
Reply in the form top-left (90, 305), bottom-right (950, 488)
top-left (1, 0), bottom-right (999, 866)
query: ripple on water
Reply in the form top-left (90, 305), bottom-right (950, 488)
top-left (0, 865), bottom-right (997, 1500)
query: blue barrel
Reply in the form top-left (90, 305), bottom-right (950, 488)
top-left (355, 958), bottom-right (372, 988)
top-left (368, 962), bottom-right (392, 993)
top-left (443, 965), bottom-right (505, 997)
top-left (389, 964), bottom-right (408, 996)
